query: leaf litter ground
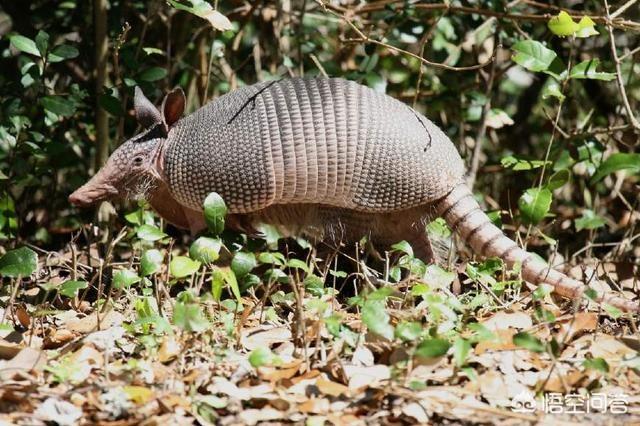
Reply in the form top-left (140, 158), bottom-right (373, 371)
top-left (0, 228), bottom-right (639, 425)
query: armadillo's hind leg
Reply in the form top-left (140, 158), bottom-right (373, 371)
top-left (371, 210), bottom-right (437, 265)
top-left (402, 228), bottom-right (437, 264)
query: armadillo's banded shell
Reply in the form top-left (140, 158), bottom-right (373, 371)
top-left (165, 77), bottom-right (464, 213)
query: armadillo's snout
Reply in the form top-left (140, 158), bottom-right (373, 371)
top-left (69, 183), bottom-right (119, 207)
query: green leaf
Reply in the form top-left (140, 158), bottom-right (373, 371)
top-left (415, 338), bottom-right (451, 358)
top-left (569, 59), bottom-right (615, 81)
top-left (541, 79), bottom-right (565, 100)
top-left (513, 332), bottom-right (546, 353)
top-left (518, 187), bottom-right (552, 225)
top-left (167, 0), bottom-right (234, 31)
top-left (48, 44), bottom-right (78, 62)
top-left (35, 31), bottom-right (49, 57)
top-left (362, 300), bottom-right (394, 340)
top-left (0, 247), bottom-right (38, 277)
top-left (231, 252), bottom-right (256, 278)
top-left (136, 224), bottom-right (168, 242)
top-left (453, 337), bottom-right (471, 367)
top-left (248, 347), bottom-right (277, 368)
top-left (575, 209), bottom-right (606, 231)
top-left (391, 240), bottom-right (414, 257)
top-left (203, 192), bottom-right (227, 235)
top-left (173, 301), bottom-right (209, 332)
top-left (603, 304), bottom-right (622, 319)
top-left (138, 67), bottom-right (167, 82)
top-left (511, 40), bottom-right (557, 72)
top-left (304, 275), bottom-right (325, 297)
top-left (213, 266), bottom-right (242, 302)
top-left (547, 169), bottom-right (570, 190)
top-left (576, 16), bottom-right (599, 38)
top-left (143, 47), bottom-right (165, 56)
top-left (170, 256), bottom-right (201, 279)
top-left (426, 218), bottom-right (451, 239)
top-left (140, 249), bottom-right (164, 276)
top-left (501, 155), bottom-right (550, 171)
top-left (113, 269), bottom-right (141, 289)
top-left (395, 321), bottom-right (422, 342)
top-left (10, 35), bottom-right (40, 57)
top-left (286, 258), bottom-right (310, 274)
top-left (189, 237), bottom-right (222, 264)
top-left (59, 280), bottom-right (88, 298)
top-left (422, 264), bottom-right (455, 289)
top-left (98, 93), bottom-right (125, 117)
top-left (548, 11), bottom-right (579, 37)
top-left (254, 223), bottom-right (281, 248)
top-left (40, 95), bottom-right (76, 117)
top-left (591, 153), bottom-right (640, 183)
top-left (582, 357), bottom-right (609, 373)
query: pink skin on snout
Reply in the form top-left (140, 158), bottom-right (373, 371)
top-left (68, 167), bottom-right (120, 207)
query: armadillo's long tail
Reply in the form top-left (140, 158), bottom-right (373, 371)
top-left (436, 183), bottom-right (639, 313)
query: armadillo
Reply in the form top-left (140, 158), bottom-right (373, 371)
top-left (69, 77), bottom-right (639, 313)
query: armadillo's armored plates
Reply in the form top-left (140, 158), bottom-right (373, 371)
top-left (165, 77), bottom-right (465, 214)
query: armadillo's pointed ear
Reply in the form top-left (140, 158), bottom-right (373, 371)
top-left (134, 87), bottom-right (163, 128)
top-left (161, 87), bottom-right (186, 127)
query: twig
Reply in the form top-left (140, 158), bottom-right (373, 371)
top-left (309, 54), bottom-right (329, 78)
top-left (604, 0), bottom-right (640, 130)
top-left (338, 1), bottom-right (640, 32)
top-left (315, 0), bottom-right (497, 72)
top-left (618, 45), bottom-right (640, 62)
top-left (611, 0), bottom-right (639, 18)
top-left (467, 35), bottom-right (500, 188)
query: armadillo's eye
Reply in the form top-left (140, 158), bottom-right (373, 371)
top-left (132, 156), bottom-right (144, 166)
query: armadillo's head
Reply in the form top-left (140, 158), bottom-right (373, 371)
top-left (69, 86), bottom-right (185, 207)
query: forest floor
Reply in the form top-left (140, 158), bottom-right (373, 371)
top-left (0, 225), bottom-right (639, 425)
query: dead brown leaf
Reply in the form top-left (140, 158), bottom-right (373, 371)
top-left (257, 359), bottom-right (302, 382)
top-left (298, 397), bottom-right (330, 414)
top-left (157, 335), bottom-right (181, 363)
top-left (0, 347), bottom-right (46, 380)
top-left (474, 329), bottom-right (518, 354)
top-left (43, 328), bottom-right (75, 349)
top-left (316, 376), bottom-right (350, 397)
top-left (0, 338), bottom-right (21, 359)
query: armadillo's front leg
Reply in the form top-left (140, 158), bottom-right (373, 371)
top-left (148, 181), bottom-right (190, 229)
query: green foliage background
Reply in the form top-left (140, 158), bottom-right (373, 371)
top-left (0, 0), bottom-right (639, 260)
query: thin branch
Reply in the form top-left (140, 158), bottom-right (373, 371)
top-left (315, 0), bottom-right (497, 72)
top-left (467, 34), bottom-right (499, 188)
top-left (611, 0), bottom-right (639, 18)
top-left (604, 0), bottom-right (640, 130)
top-left (619, 45), bottom-right (640, 62)
top-left (330, 1), bottom-right (640, 32)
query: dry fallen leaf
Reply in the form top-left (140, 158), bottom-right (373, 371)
top-left (557, 312), bottom-right (598, 341)
top-left (0, 338), bottom-right (21, 359)
top-left (65, 311), bottom-right (124, 334)
top-left (402, 401), bottom-right (429, 423)
top-left (481, 311), bottom-right (532, 331)
top-left (257, 359), bottom-right (302, 382)
top-left (241, 326), bottom-right (292, 351)
top-left (541, 369), bottom-right (585, 393)
top-left (158, 335), bottom-right (181, 363)
top-left (123, 386), bottom-right (155, 405)
top-left (316, 376), bottom-right (350, 397)
top-left (238, 407), bottom-right (283, 425)
top-left (298, 397), bottom-right (330, 414)
top-left (0, 347), bottom-right (46, 380)
top-left (343, 364), bottom-right (390, 390)
top-left (43, 328), bottom-right (75, 349)
top-left (474, 329), bottom-right (518, 354)
top-left (34, 397), bottom-right (82, 426)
